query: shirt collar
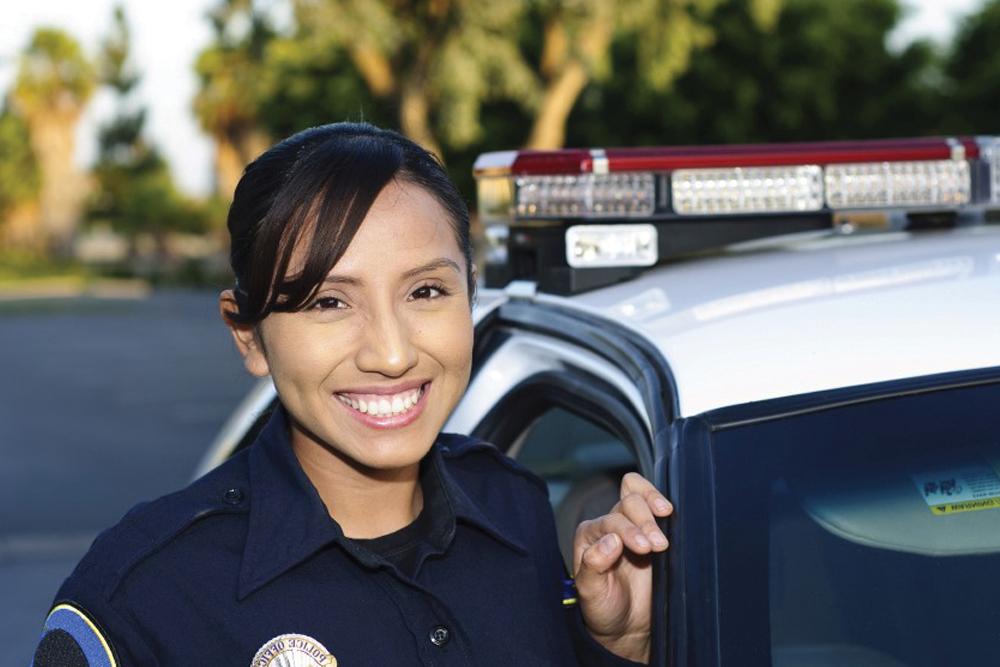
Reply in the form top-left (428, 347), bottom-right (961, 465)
top-left (237, 405), bottom-right (526, 600)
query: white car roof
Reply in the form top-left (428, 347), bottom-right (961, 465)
top-left (555, 225), bottom-right (1000, 417)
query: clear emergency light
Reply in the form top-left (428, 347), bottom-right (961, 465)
top-left (474, 136), bottom-right (1000, 294)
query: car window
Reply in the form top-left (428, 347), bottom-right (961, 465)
top-left (510, 406), bottom-right (636, 568)
top-left (704, 378), bottom-right (1000, 666)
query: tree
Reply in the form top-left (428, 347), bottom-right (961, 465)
top-left (10, 28), bottom-right (96, 252)
top-left (0, 107), bottom-right (39, 221)
top-left (565, 0), bottom-right (940, 148)
top-left (193, 0), bottom-right (274, 198)
top-left (286, 0), bottom-right (730, 155)
top-left (943, 0), bottom-right (1000, 134)
top-left (288, 0), bottom-right (537, 158)
top-left (89, 6), bottom-right (208, 260)
top-left (525, 0), bottom-right (728, 148)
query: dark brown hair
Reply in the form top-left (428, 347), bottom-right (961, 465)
top-left (225, 122), bottom-right (472, 326)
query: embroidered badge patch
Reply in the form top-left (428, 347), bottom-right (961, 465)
top-left (37, 604), bottom-right (117, 667)
top-left (251, 634), bottom-right (337, 666)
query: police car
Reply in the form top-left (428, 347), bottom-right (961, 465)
top-left (197, 137), bottom-right (1000, 666)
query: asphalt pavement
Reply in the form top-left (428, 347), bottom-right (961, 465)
top-left (0, 290), bottom-right (256, 666)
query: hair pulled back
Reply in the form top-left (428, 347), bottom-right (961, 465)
top-left (225, 122), bottom-right (472, 327)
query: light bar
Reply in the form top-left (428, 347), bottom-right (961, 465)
top-left (515, 173), bottom-right (655, 218)
top-left (671, 165), bottom-right (824, 215)
top-left (825, 160), bottom-right (971, 208)
top-left (566, 224), bottom-right (658, 268)
top-left (981, 140), bottom-right (1000, 204)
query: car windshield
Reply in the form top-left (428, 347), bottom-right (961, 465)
top-left (707, 376), bottom-right (1000, 666)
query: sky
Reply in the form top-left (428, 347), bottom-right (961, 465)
top-left (0, 0), bottom-right (985, 197)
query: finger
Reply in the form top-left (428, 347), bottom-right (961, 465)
top-left (572, 513), bottom-right (648, 575)
top-left (576, 532), bottom-right (623, 581)
top-left (617, 492), bottom-right (669, 551)
top-left (598, 511), bottom-right (653, 554)
top-left (620, 472), bottom-right (673, 516)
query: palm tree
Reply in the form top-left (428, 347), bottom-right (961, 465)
top-left (11, 28), bottom-right (96, 252)
top-left (193, 0), bottom-right (272, 199)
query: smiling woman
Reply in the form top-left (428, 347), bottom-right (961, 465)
top-left (31, 123), bottom-right (670, 667)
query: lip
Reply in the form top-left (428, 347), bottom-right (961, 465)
top-left (336, 379), bottom-right (429, 396)
top-left (334, 381), bottom-right (431, 430)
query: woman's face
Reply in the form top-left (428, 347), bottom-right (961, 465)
top-left (229, 179), bottom-right (474, 472)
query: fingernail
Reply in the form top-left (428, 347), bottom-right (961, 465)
top-left (635, 533), bottom-right (651, 548)
top-left (599, 534), bottom-right (617, 555)
top-left (650, 532), bottom-right (668, 548)
top-left (655, 499), bottom-right (672, 513)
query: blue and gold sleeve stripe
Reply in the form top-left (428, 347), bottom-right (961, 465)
top-left (33, 603), bottom-right (117, 667)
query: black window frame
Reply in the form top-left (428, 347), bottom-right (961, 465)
top-left (472, 299), bottom-right (677, 666)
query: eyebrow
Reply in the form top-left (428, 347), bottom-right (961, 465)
top-left (322, 258), bottom-right (462, 286)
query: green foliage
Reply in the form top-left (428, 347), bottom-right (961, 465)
top-left (254, 35), bottom-right (391, 138)
top-left (193, 0), bottom-right (275, 138)
top-left (944, 0), bottom-right (1000, 133)
top-left (0, 108), bottom-right (39, 216)
top-left (12, 27), bottom-right (95, 117)
top-left (89, 6), bottom-right (208, 243)
top-left (99, 5), bottom-right (140, 95)
top-left (566, 0), bottom-right (942, 147)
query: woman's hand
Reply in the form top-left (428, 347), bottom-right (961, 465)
top-left (572, 472), bottom-right (673, 664)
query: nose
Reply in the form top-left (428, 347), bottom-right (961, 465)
top-left (355, 304), bottom-right (419, 377)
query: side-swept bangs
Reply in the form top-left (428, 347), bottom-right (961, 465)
top-left (225, 123), bottom-right (471, 327)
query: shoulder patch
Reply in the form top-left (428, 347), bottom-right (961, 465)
top-left (34, 604), bottom-right (117, 667)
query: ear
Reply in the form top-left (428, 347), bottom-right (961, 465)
top-left (219, 289), bottom-right (271, 378)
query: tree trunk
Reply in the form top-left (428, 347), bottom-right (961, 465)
top-left (525, 61), bottom-right (590, 150)
top-left (26, 113), bottom-right (88, 254)
top-left (1, 201), bottom-right (42, 252)
top-left (526, 10), bottom-right (614, 150)
top-left (214, 127), bottom-right (271, 200)
top-left (214, 137), bottom-right (245, 200)
top-left (350, 43), bottom-right (396, 97)
top-left (399, 80), bottom-right (443, 160)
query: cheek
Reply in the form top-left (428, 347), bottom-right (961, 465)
top-left (416, 308), bottom-right (474, 379)
top-left (262, 318), bottom-right (352, 387)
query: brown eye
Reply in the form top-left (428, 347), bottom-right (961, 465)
top-left (411, 284), bottom-right (449, 300)
top-left (311, 296), bottom-right (347, 310)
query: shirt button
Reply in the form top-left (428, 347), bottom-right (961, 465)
top-left (223, 488), bottom-right (245, 505)
top-left (429, 625), bottom-right (450, 647)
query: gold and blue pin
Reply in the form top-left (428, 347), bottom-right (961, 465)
top-left (562, 578), bottom-right (578, 606)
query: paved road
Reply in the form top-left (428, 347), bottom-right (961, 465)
top-left (0, 290), bottom-right (256, 665)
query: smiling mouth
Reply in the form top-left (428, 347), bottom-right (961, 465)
top-left (335, 383), bottom-right (429, 419)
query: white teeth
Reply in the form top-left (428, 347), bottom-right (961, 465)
top-left (338, 384), bottom-right (426, 418)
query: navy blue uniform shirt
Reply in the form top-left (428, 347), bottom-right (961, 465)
top-left (33, 406), bottom-right (644, 666)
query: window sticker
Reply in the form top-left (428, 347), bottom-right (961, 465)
top-left (911, 461), bottom-right (1000, 515)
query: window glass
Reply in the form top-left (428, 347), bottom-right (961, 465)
top-left (513, 406), bottom-right (636, 567)
top-left (708, 380), bottom-right (1000, 666)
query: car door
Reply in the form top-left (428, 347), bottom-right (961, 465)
top-left (444, 288), bottom-right (676, 666)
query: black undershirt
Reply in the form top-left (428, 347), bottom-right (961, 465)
top-left (349, 458), bottom-right (451, 578)
top-left (352, 501), bottom-right (433, 577)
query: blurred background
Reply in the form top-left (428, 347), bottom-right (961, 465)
top-left (1, 0), bottom-right (998, 662)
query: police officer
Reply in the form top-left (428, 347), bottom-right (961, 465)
top-left (33, 123), bottom-right (672, 666)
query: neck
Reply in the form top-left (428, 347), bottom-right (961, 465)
top-left (289, 423), bottom-right (424, 539)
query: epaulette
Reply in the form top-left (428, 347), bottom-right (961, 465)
top-left (436, 432), bottom-right (549, 496)
top-left (69, 449), bottom-right (253, 601)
